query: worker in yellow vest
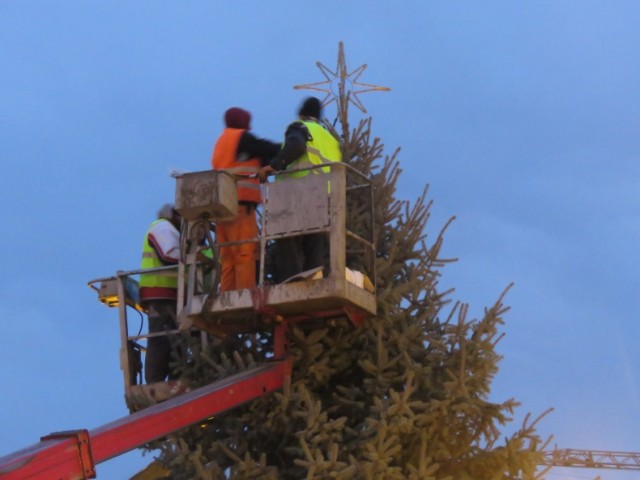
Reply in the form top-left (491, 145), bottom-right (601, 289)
top-left (211, 107), bottom-right (280, 291)
top-left (139, 204), bottom-right (181, 383)
top-left (258, 97), bottom-right (342, 283)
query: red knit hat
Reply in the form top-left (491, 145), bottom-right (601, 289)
top-left (224, 107), bottom-right (251, 129)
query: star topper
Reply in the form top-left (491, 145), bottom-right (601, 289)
top-left (293, 41), bottom-right (390, 114)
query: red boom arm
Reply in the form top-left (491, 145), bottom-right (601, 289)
top-left (0, 360), bottom-right (290, 479)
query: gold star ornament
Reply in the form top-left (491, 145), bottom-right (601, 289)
top-left (293, 42), bottom-right (390, 114)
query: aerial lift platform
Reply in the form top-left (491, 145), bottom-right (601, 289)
top-left (90, 163), bottom-right (376, 410)
top-left (0, 164), bottom-right (377, 479)
top-left (177, 163), bottom-right (376, 334)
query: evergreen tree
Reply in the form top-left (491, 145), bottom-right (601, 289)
top-left (144, 46), bottom-right (551, 480)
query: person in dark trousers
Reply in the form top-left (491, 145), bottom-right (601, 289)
top-left (139, 204), bottom-right (181, 383)
top-left (211, 107), bottom-right (281, 291)
top-left (258, 97), bottom-right (342, 283)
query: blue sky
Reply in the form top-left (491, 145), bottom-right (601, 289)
top-left (1, 2), bottom-right (639, 479)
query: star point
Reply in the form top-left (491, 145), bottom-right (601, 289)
top-left (293, 42), bottom-right (390, 114)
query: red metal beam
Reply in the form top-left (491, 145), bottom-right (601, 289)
top-left (91, 360), bottom-right (289, 463)
top-left (0, 360), bottom-right (290, 479)
top-left (0, 430), bottom-right (95, 480)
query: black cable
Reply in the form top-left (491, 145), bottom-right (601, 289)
top-left (129, 304), bottom-right (144, 337)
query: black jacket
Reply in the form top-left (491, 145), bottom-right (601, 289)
top-left (268, 121), bottom-right (311, 171)
top-left (237, 131), bottom-right (281, 166)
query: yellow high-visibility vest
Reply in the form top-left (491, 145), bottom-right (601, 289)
top-left (281, 120), bottom-right (342, 179)
top-left (140, 219), bottom-right (178, 294)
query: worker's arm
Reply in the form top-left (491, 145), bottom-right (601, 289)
top-left (269, 122), bottom-right (308, 171)
top-left (238, 131), bottom-right (281, 166)
top-left (147, 221), bottom-right (180, 264)
top-left (258, 122), bottom-right (309, 182)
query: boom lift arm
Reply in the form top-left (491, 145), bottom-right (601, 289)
top-left (0, 360), bottom-right (290, 480)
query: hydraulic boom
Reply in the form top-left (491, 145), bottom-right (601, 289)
top-left (0, 360), bottom-right (290, 480)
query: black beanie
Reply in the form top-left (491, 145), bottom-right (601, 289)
top-left (298, 97), bottom-right (322, 119)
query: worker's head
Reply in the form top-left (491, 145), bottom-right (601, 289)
top-left (224, 107), bottom-right (252, 130)
top-left (298, 97), bottom-right (322, 120)
top-left (158, 203), bottom-right (181, 229)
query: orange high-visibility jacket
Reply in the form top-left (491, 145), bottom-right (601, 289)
top-left (211, 128), bottom-right (262, 204)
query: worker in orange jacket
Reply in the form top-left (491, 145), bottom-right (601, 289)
top-left (211, 107), bottom-right (280, 291)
